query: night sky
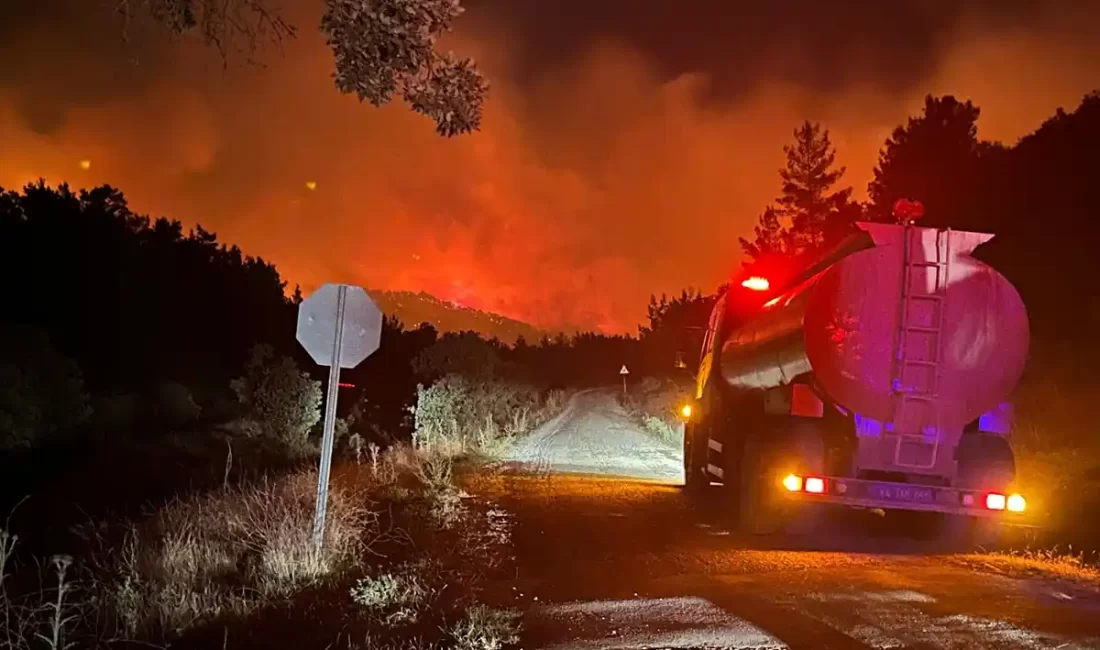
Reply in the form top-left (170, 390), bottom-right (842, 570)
top-left (2, 0), bottom-right (1099, 332)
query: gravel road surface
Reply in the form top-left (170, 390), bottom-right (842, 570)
top-left (475, 390), bottom-right (1100, 650)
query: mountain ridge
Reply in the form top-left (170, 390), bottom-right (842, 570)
top-left (367, 289), bottom-right (549, 344)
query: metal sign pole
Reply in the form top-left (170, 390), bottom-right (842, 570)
top-left (312, 284), bottom-right (348, 553)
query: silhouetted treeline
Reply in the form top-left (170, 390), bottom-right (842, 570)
top-left (0, 184), bottom-right (443, 444)
top-left (0, 183), bottom-right (295, 395)
top-left (0, 184), bottom-right (675, 449)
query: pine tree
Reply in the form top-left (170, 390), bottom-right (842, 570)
top-left (776, 121), bottom-right (855, 255)
top-left (739, 121), bottom-right (858, 265)
top-left (738, 206), bottom-right (788, 266)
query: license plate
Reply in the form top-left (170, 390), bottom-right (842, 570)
top-left (869, 483), bottom-right (934, 503)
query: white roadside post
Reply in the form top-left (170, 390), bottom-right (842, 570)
top-left (620, 364), bottom-right (630, 395)
top-left (296, 284), bottom-right (383, 553)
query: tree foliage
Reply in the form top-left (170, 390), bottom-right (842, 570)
top-left (865, 91), bottom-right (1100, 377)
top-left (0, 326), bottom-right (91, 450)
top-left (738, 207), bottom-right (786, 267)
top-left (120, 0), bottom-right (295, 58)
top-left (322, 0), bottom-right (488, 136)
top-left (868, 95), bottom-right (992, 226)
top-left (638, 289), bottom-right (720, 374)
top-left (124, 0), bottom-right (488, 136)
top-left (413, 331), bottom-right (508, 380)
top-left (230, 344), bottom-right (322, 450)
top-left (739, 121), bottom-right (859, 267)
top-left (776, 121), bottom-right (858, 254)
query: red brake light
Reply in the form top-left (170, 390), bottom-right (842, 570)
top-left (985, 493), bottom-right (1007, 510)
top-left (805, 477), bottom-right (826, 494)
top-left (741, 276), bottom-right (770, 291)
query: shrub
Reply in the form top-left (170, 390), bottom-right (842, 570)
top-left (154, 382), bottom-right (202, 429)
top-left (230, 344), bottom-right (322, 452)
top-left (91, 393), bottom-right (141, 435)
top-left (412, 374), bottom-right (566, 457)
top-left (449, 604), bottom-right (520, 650)
top-left (621, 376), bottom-right (691, 448)
top-left (0, 326), bottom-right (91, 450)
top-left (350, 562), bottom-right (439, 626)
top-left (89, 469), bottom-right (375, 640)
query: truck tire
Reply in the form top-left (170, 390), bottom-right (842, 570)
top-left (683, 419), bottom-right (708, 494)
top-left (939, 434), bottom-right (1014, 548)
top-left (737, 429), bottom-right (827, 536)
top-left (956, 434), bottom-right (1015, 490)
top-left (737, 442), bottom-right (783, 535)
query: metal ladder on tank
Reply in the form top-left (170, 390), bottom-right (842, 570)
top-left (892, 226), bottom-right (951, 469)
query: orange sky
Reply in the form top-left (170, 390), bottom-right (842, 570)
top-left (2, 1), bottom-right (1099, 333)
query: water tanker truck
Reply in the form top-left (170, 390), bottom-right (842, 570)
top-left (683, 219), bottom-right (1031, 541)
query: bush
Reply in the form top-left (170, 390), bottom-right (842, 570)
top-left (621, 376), bottom-right (691, 447)
top-left (449, 604), bottom-right (520, 650)
top-left (0, 326), bottom-right (91, 450)
top-left (412, 375), bottom-right (563, 457)
top-left (154, 382), bottom-right (202, 429)
top-left (91, 393), bottom-right (141, 435)
top-left (350, 561), bottom-right (439, 626)
top-left (230, 344), bottom-right (322, 452)
top-left (89, 469), bottom-right (375, 640)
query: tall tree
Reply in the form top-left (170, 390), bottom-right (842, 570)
top-left (868, 95), bottom-right (986, 226)
top-left (776, 121), bottom-right (857, 255)
top-left (739, 121), bottom-right (858, 267)
top-left (738, 206), bottom-right (787, 263)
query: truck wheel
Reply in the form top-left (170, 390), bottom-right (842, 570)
top-left (737, 444), bottom-right (783, 535)
top-left (683, 420), bottom-right (708, 494)
top-left (956, 434), bottom-right (1015, 490)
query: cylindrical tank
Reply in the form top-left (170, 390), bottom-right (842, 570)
top-left (720, 222), bottom-right (1030, 433)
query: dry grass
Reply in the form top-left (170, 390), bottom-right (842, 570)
top-left (3, 425), bottom-right (518, 647)
top-left (958, 547), bottom-right (1100, 584)
top-left (1, 530), bottom-right (82, 650)
top-left (449, 604), bottom-right (520, 650)
top-left (350, 560), bottom-right (441, 627)
top-left (80, 468), bottom-right (376, 640)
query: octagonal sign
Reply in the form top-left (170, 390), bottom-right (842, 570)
top-left (296, 284), bottom-right (382, 368)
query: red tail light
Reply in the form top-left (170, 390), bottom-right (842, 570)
top-left (985, 493), bottom-right (1007, 510)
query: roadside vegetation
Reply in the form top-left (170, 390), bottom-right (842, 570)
top-left (0, 333), bottom-right (540, 649)
top-left (955, 547), bottom-right (1100, 584)
top-left (619, 377), bottom-right (693, 449)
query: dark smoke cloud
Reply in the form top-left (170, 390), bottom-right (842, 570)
top-left (468, 0), bottom-right (1056, 99)
top-left (2, 0), bottom-right (1099, 332)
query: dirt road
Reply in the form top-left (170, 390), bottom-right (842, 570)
top-left (478, 390), bottom-right (1100, 650)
